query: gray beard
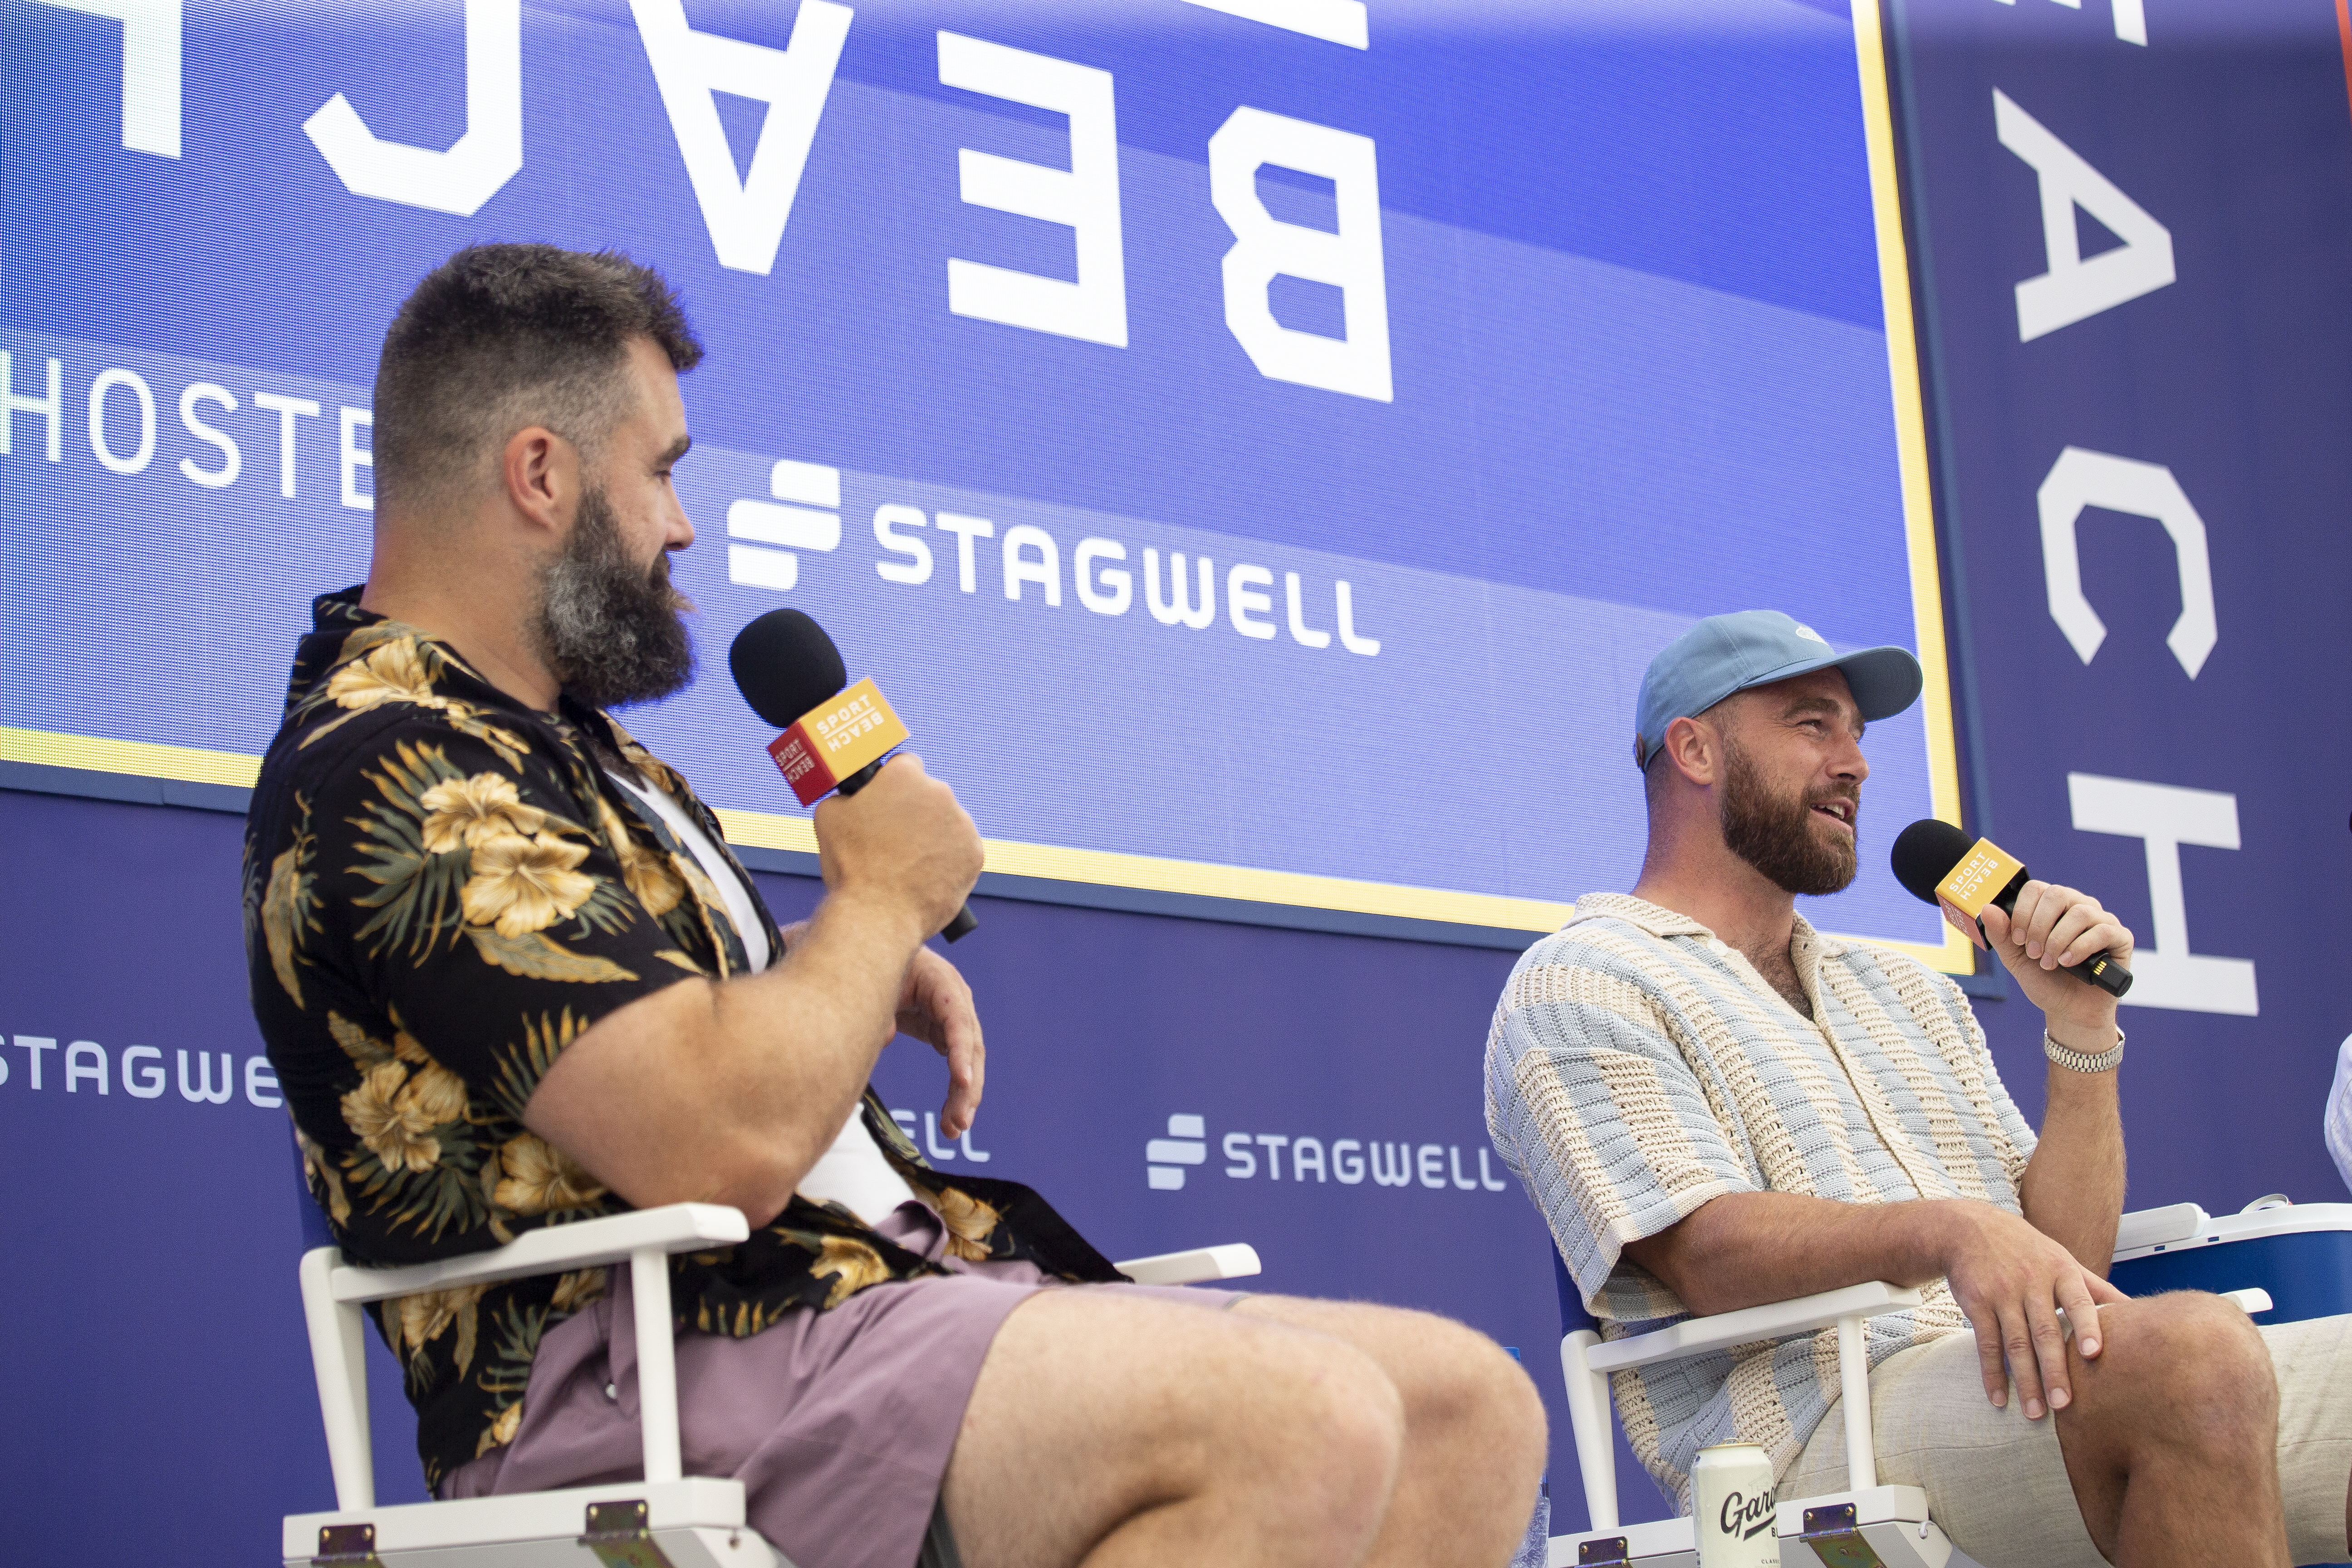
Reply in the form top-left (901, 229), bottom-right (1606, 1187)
top-left (1718, 739), bottom-right (1859, 898)
top-left (531, 485), bottom-right (696, 710)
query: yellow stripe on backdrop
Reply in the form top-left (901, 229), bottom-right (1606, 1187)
top-left (1, 725), bottom-right (261, 789)
top-left (3, 721), bottom-right (1965, 961)
top-left (1847, 0), bottom-right (1979, 977)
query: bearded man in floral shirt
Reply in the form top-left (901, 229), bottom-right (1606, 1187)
top-left (245, 244), bottom-right (1544, 1568)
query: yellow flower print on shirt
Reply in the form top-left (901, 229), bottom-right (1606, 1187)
top-left (327, 640), bottom-right (441, 712)
top-left (420, 774), bottom-right (547, 855)
top-left (595, 795), bottom-right (684, 918)
top-left (810, 1235), bottom-right (893, 1307)
top-left (343, 1060), bottom-right (448, 1173)
top-left (399, 1059), bottom-right (469, 1126)
top-left (493, 1132), bottom-right (607, 1216)
top-left (393, 1283), bottom-right (486, 1372)
top-left (297, 1127), bottom-right (353, 1227)
top-left (927, 1185), bottom-right (1004, 1263)
top-left (549, 1268), bottom-right (606, 1313)
top-left (481, 1398), bottom-right (524, 1453)
top-left (461, 833), bottom-right (596, 937)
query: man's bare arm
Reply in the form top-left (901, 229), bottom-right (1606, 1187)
top-left (1626, 1189), bottom-right (2125, 1421)
top-left (2019, 1066), bottom-right (2126, 1274)
top-left (1622, 1191), bottom-right (1945, 1317)
top-left (1964, 886), bottom-right (2131, 1276)
top-left (523, 755), bottom-right (982, 1226)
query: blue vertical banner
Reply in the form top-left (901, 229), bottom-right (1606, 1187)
top-left (1885, 0), bottom-right (2352, 1202)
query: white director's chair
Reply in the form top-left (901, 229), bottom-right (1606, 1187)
top-left (284, 1203), bottom-right (1261, 1568)
top-left (1547, 1206), bottom-right (2276, 1568)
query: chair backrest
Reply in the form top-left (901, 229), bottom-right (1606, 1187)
top-left (1553, 1242), bottom-right (1599, 1338)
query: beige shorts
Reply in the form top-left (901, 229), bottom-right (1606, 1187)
top-left (1781, 1311), bottom-right (2352, 1568)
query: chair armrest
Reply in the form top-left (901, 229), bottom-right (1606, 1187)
top-left (1113, 1244), bottom-right (1263, 1285)
top-left (2113, 1201), bottom-right (2210, 1255)
top-left (325, 1203), bottom-right (751, 1304)
top-left (1587, 1281), bottom-right (1923, 1374)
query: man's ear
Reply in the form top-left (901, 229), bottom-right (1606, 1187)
top-left (1662, 713), bottom-right (1722, 789)
top-left (500, 426), bottom-right (576, 537)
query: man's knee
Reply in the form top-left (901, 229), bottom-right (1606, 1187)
top-left (2086, 1291), bottom-right (2276, 1450)
top-left (1408, 1313), bottom-right (1549, 1460)
top-left (1242, 1335), bottom-right (1408, 1536)
top-left (1244, 1299), bottom-right (1548, 1462)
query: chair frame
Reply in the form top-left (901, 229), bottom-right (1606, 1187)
top-left (286, 1202), bottom-right (1259, 1565)
top-left (1551, 1202), bottom-right (2268, 1568)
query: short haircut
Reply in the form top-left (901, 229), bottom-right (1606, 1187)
top-left (1642, 692), bottom-right (1738, 813)
top-left (372, 244), bottom-right (704, 516)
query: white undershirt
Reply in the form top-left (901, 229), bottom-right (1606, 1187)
top-left (606, 768), bottom-right (774, 975)
top-left (604, 769), bottom-right (917, 1224)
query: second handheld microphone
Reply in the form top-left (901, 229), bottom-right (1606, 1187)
top-left (729, 609), bottom-right (979, 943)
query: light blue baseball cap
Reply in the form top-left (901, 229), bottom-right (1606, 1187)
top-left (1634, 610), bottom-right (1923, 769)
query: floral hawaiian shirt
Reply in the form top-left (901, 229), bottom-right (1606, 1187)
top-left (245, 588), bottom-right (1119, 1486)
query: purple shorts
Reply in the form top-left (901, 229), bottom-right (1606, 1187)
top-left (439, 1201), bottom-right (1244, 1568)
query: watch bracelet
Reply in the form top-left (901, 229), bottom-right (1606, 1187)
top-left (2043, 1027), bottom-right (2125, 1073)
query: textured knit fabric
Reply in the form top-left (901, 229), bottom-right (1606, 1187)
top-left (1483, 893), bottom-right (2039, 1509)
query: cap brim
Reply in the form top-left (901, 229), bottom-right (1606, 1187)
top-left (1779, 644), bottom-right (1923, 722)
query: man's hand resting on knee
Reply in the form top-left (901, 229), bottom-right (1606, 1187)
top-left (1625, 1190), bottom-right (2128, 1423)
top-left (1935, 1200), bottom-right (2128, 1419)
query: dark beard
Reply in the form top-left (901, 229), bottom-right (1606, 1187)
top-left (1719, 739), bottom-right (1859, 897)
top-left (530, 485), bottom-right (696, 710)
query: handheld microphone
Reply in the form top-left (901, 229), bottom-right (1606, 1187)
top-left (1890, 819), bottom-right (2130, 997)
top-left (728, 609), bottom-right (978, 943)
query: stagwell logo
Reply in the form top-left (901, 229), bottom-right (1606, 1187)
top-left (727, 458), bottom-right (843, 593)
top-left (715, 452), bottom-right (1384, 658)
top-left (3, 1032), bottom-right (280, 1107)
top-left (1145, 1113), bottom-right (1513, 1195)
top-left (1146, 1114), bottom-right (1208, 1189)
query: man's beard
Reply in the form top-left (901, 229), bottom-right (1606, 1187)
top-left (1719, 738), bottom-right (1860, 897)
top-left (531, 485), bottom-right (696, 710)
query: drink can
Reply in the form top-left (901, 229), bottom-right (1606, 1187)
top-left (1692, 1443), bottom-right (1778, 1568)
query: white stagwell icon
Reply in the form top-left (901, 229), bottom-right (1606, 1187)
top-left (729, 458), bottom-right (843, 593)
top-left (1147, 1113), bottom-right (1208, 1190)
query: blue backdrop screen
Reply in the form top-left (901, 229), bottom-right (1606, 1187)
top-left (4, 0), bottom-right (1957, 948)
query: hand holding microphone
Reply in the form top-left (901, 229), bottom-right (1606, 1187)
top-left (1892, 820), bottom-right (2134, 1025)
top-left (730, 609), bottom-right (981, 942)
top-left (816, 754), bottom-right (983, 942)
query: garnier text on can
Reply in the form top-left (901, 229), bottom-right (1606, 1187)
top-left (1693, 1443), bottom-right (1778, 1568)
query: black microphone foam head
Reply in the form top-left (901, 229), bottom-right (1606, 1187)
top-left (729, 608), bottom-right (847, 729)
top-left (1890, 818), bottom-right (1977, 906)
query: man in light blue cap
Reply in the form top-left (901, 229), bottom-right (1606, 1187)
top-left (1627, 608), bottom-right (1924, 914)
top-left (1482, 614), bottom-right (2315, 1568)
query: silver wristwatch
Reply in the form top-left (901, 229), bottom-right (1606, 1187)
top-left (2044, 1028), bottom-right (2125, 1073)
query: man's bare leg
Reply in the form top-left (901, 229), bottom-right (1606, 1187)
top-left (1234, 1296), bottom-right (1548, 1568)
top-left (2054, 1291), bottom-right (2287, 1567)
top-left (942, 1289), bottom-right (1408, 1568)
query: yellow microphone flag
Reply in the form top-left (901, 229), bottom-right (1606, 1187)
top-left (765, 677), bottom-right (911, 805)
top-left (1935, 837), bottom-right (2027, 919)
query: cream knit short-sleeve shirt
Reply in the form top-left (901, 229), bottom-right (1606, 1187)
top-left (1483, 893), bottom-right (2038, 1509)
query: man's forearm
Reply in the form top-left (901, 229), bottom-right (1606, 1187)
top-left (2018, 1061), bottom-right (2126, 1274)
top-left (527, 886), bottom-right (925, 1221)
top-left (1622, 1191), bottom-right (1958, 1317)
top-left (709, 887), bottom-right (926, 1145)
